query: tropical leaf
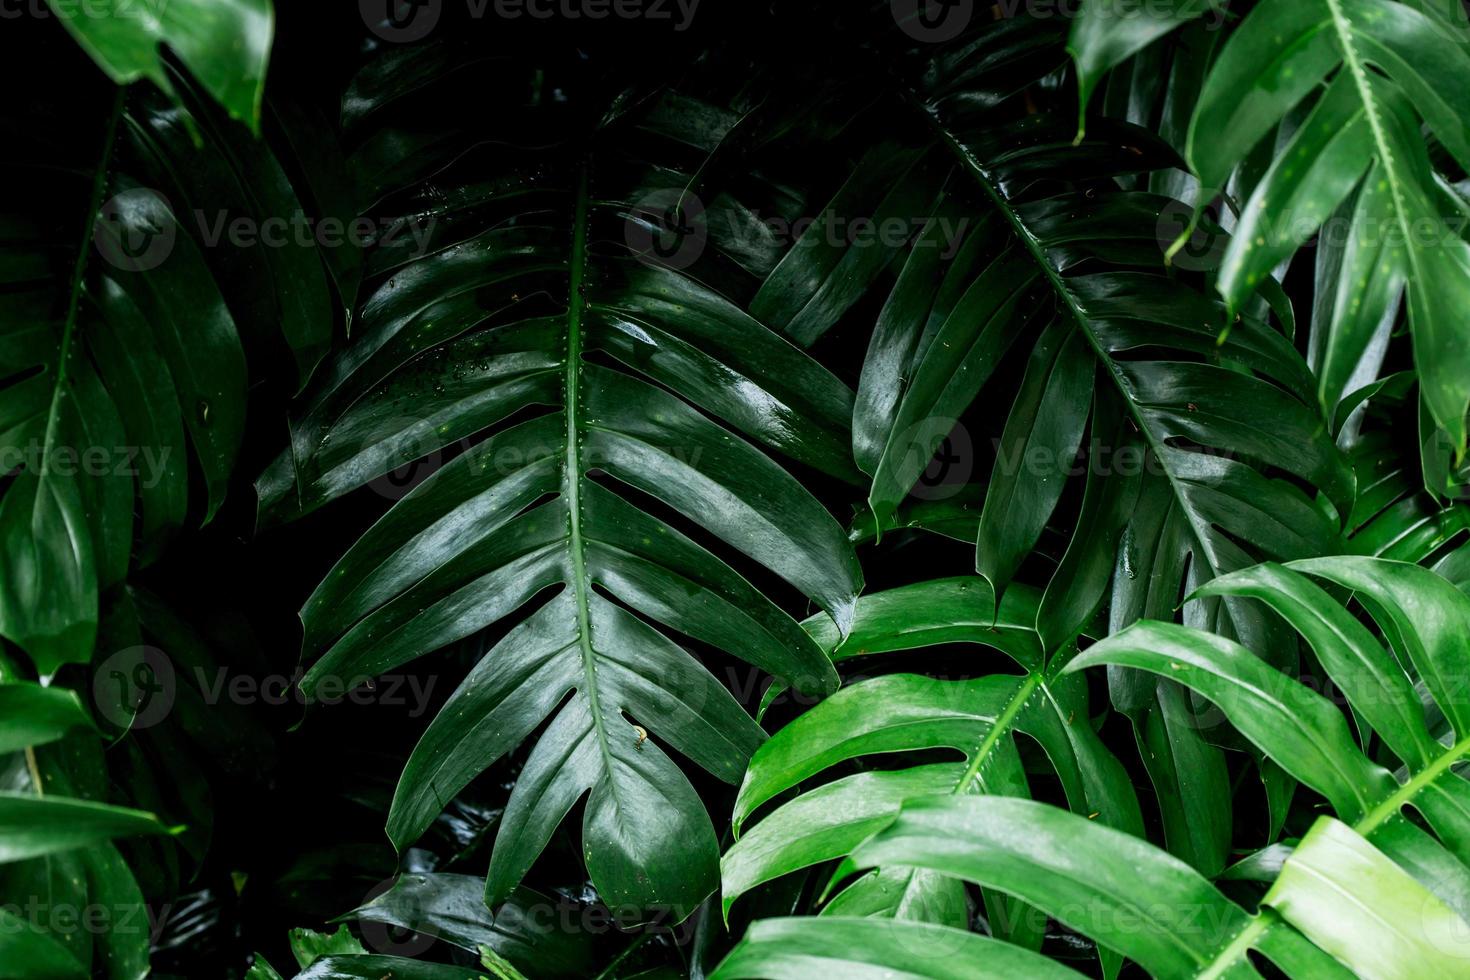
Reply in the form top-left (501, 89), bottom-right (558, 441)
top-left (0, 792), bottom-right (169, 863)
top-left (0, 29), bottom-right (333, 674)
top-left (290, 925), bottom-right (366, 968)
top-left (11, 5), bottom-right (1470, 979)
top-left (0, 841), bottom-right (150, 980)
top-left (0, 682), bottom-right (93, 754)
top-left (347, 873), bottom-right (598, 978)
top-left (1179, 0), bottom-right (1470, 452)
top-left (246, 957), bottom-right (286, 980)
top-left (0, 89), bottom-right (243, 674)
top-left (1072, 556), bottom-right (1470, 924)
top-left (0, 735), bottom-right (171, 979)
top-left (797, 14), bottom-right (1352, 876)
top-left (711, 914), bottom-right (1084, 979)
top-left (789, 15), bottom-right (1352, 650)
top-left (1342, 427), bottom-right (1470, 560)
top-left (722, 794), bottom-right (1374, 978)
top-left (723, 577), bottom-right (1139, 967)
top-left (292, 957), bottom-right (484, 980)
top-left (1068, 0), bottom-right (1227, 131)
top-left (260, 47), bottom-right (861, 917)
top-left (42, 0), bottom-right (273, 128)
top-left (1265, 815), bottom-right (1470, 978)
top-left (720, 793), bottom-right (1469, 976)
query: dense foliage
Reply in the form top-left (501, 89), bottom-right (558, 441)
top-left (5, 0), bottom-right (1470, 976)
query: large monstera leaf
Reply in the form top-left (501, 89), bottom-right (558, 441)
top-left (775, 16), bottom-right (1352, 877)
top-left (260, 51), bottom-right (862, 916)
top-left (866, 96), bottom-right (1351, 658)
top-left (723, 578), bottom-right (1140, 971)
top-left (774, 21), bottom-right (1352, 648)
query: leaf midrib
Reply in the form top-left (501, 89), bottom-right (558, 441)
top-left (909, 96), bottom-right (1235, 598)
top-left (956, 671), bottom-right (1039, 793)
top-left (1358, 731), bottom-right (1470, 835)
top-left (879, 671), bottom-right (1043, 918)
top-left (1323, 0), bottom-right (1422, 295)
top-left (561, 161), bottom-right (621, 804)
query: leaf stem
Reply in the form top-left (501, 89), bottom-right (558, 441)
top-left (24, 745), bottom-right (44, 798)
